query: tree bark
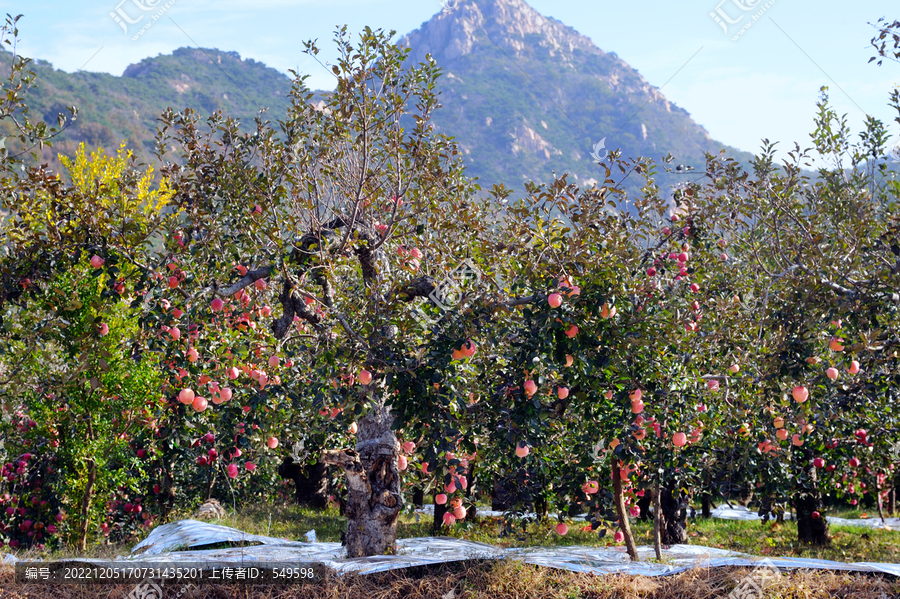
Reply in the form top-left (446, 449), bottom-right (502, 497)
top-left (612, 460), bottom-right (639, 561)
top-left (701, 494), bottom-right (711, 519)
top-left (653, 484), bottom-right (662, 561)
top-left (659, 486), bottom-right (688, 545)
top-left (321, 404), bottom-right (402, 557)
top-left (794, 449), bottom-right (830, 545)
top-left (76, 459), bottom-right (96, 552)
top-left (432, 497), bottom-right (448, 534)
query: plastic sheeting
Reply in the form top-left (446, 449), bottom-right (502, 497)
top-left (711, 504), bottom-right (899, 530)
top-left (3, 518), bottom-right (900, 577)
top-left (10, 519), bottom-right (892, 578)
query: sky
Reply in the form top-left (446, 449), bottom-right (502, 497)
top-left (2, 0), bottom-right (899, 161)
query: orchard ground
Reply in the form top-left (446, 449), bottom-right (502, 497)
top-left (2, 502), bottom-right (900, 598)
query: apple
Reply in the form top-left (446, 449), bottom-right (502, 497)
top-left (631, 399), bottom-right (644, 414)
top-left (358, 370), bottom-right (373, 385)
top-left (524, 380), bottom-right (538, 397)
top-left (813, 457), bottom-right (825, 468)
top-left (515, 444), bottom-right (530, 458)
top-left (718, 239), bottom-right (728, 248)
top-left (728, 364), bottom-right (739, 374)
top-left (187, 348), bottom-right (199, 363)
top-left (349, 422), bottom-right (358, 434)
top-left (601, 303), bottom-right (617, 319)
top-left (208, 449), bottom-right (218, 460)
top-left (267, 437), bottom-right (279, 449)
top-left (792, 386), bottom-right (809, 403)
top-left (630, 389), bottom-right (643, 402)
top-left (646, 267), bottom-right (657, 277)
top-left (773, 417), bottom-right (784, 429)
top-left (557, 387), bottom-right (569, 399)
top-left (565, 325), bottom-right (579, 338)
top-left (227, 367), bottom-right (240, 380)
top-left (168, 276), bottom-right (179, 289)
top-left (678, 252), bottom-right (689, 263)
top-left (830, 337), bottom-right (844, 351)
top-left (227, 464), bottom-right (238, 479)
top-left (548, 293), bottom-right (563, 308)
top-left (792, 433), bottom-right (803, 447)
top-left (605, 390), bottom-right (614, 400)
top-left (707, 380), bottom-right (720, 391)
top-left (211, 298), bottom-right (224, 312)
top-left (614, 531), bottom-right (625, 543)
top-left (662, 227), bottom-right (671, 235)
top-left (826, 367), bottom-right (838, 380)
top-left (233, 448), bottom-right (242, 458)
top-left (826, 464), bottom-right (836, 472)
top-left (403, 441), bottom-right (416, 454)
top-left (848, 360), bottom-right (860, 374)
top-left (555, 522), bottom-right (568, 536)
top-left (90, 255), bottom-right (105, 268)
top-left (445, 481), bottom-right (457, 493)
top-left (806, 356), bottom-right (822, 365)
top-left (673, 432), bottom-right (687, 447)
top-left (397, 455), bottom-right (408, 471)
top-left (255, 279), bottom-right (267, 290)
top-left (178, 389), bottom-right (195, 405)
top-left (435, 494), bottom-right (448, 505)
top-left (219, 388), bottom-right (233, 402)
top-left (268, 355), bottom-right (280, 369)
top-left (849, 457), bottom-right (861, 468)
top-left (812, 511), bottom-right (821, 520)
top-left (245, 462), bottom-right (256, 471)
top-left (191, 396), bottom-right (208, 412)
top-left (776, 429), bottom-right (789, 441)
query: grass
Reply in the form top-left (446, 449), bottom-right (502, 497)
top-left (7, 500), bottom-right (900, 565)
top-left (3, 502), bottom-right (900, 598)
top-left (2, 560), bottom-right (899, 598)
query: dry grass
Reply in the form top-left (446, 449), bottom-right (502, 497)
top-left (1, 560), bottom-right (899, 599)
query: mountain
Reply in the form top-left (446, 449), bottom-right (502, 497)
top-left (3, 0), bottom-right (753, 195)
top-left (0, 47), bottom-right (294, 168)
top-left (399, 0), bottom-right (753, 191)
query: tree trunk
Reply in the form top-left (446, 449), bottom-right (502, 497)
top-left (321, 404), bottom-right (402, 557)
top-left (659, 486), bottom-right (688, 545)
top-left (890, 485), bottom-right (897, 516)
top-left (793, 449), bottom-right (830, 545)
top-left (76, 459), bottom-right (97, 552)
top-left (653, 484), bottom-right (662, 561)
top-left (701, 494), bottom-right (711, 519)
top-left (612, 460), bottom-right (639, 561)
top-left (433, 497), bottom-right (448, 534)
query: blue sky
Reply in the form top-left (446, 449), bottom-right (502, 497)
top-left (3, 0), bottom-right (899, 160)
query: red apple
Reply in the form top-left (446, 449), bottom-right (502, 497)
top-left (673, 432), bottom-right (687, 447)
top-left (813, 457), bottom-right (825, 468)
top-left (826, 367), bottom-right (838, 380)
top-left (435, 493), bottom-right (447, 505)
top-left (555, 522), bottom-right (568, 535)
top-left (792, 386), bottom-right (809, 403)
top-left (848, 360), bottom-right (860, 374)
top-left (191, 396), bottom-right (208, 412)
top-left (349, 422), bottom-right (358, 434)
top-left (255, 279), bottom-right (267, 290)
top-left (211, 298), bottom-right (224, 312)
top-left (849, 457), bottom-right (860, 468)
top-left (90, 255), bottom-right (105, 268)
top-left (524, 380), bottom-right (538, 397)
top-left (557, 387), bottom-right (569, 400)
top-left (267, 437), bottom-right (278, 449)
top-left (548, 293), bottom-right (563, 308)
top-left (178, 389), bottom-right (195, 405)
top-left (358, 370), bottom-right (373, 385)
top-left (565, 325), bottom-right (578, 338)
top-left (515, 444), bottom-right (530, 458)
